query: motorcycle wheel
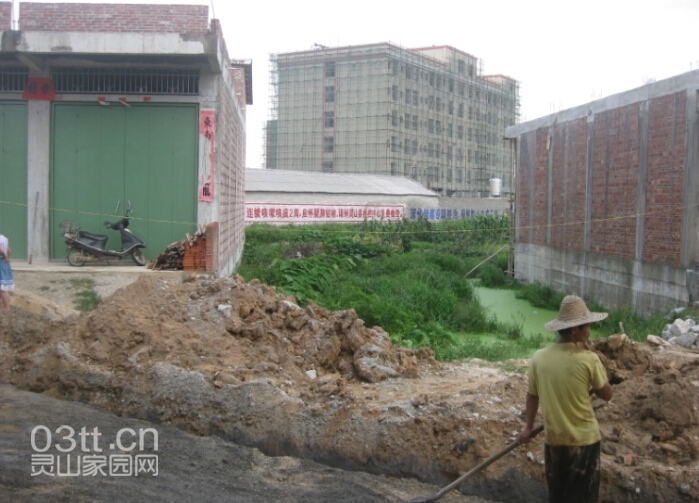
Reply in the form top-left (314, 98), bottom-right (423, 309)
top-left (132, 249), bottom-right (146, 266)
top-left (67, 249), bottom-right (87, 267)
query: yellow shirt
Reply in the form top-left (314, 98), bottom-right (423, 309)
top-left (528, 343), bottom-right (608, 446)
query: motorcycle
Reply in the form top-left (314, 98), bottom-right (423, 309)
top-left (61, 209), bottom-right (147, 267)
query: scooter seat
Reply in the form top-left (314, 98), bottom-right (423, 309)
top-left (79, 231), bottom-right (109, 242)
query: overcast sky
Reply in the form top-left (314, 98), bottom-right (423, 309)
top-left (22, 0), bottom-right (699, 168)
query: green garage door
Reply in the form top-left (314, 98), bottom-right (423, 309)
top-left (50, 103), bottom-right (198, 260)
top-left (0, 102), bottom-right (28, 259)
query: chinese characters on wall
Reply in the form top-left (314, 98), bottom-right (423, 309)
top-left (198, 110), bottom-right (216, 202)
top-left (245, 203), bottom-right (405, 224)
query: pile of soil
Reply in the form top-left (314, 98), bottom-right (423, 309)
top-left (1, 274), bottom-right (698, 502)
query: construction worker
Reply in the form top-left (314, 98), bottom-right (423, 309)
top-left (517, 295), bottom-right (613, 503)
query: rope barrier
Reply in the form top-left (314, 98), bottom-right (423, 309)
top-left (0, 198), bottom-right (695, 236)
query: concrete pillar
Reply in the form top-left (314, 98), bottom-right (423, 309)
top-left (681, 89), bottom-right (699, 268)
top-left (26, 100), bottom-right (50, 262)
top-left (197, 69), bottom-right (219, 226)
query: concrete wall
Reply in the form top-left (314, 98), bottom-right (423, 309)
top-left (506, 70), bottom-right (699, 314)
top-left (19, 3), bottom-right (209, 33)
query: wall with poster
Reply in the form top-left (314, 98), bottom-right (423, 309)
top-left (245, 202), bottom-right (404, 225)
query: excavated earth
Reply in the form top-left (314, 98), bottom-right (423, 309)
top-left (1, 273), bottom-right (698, 502)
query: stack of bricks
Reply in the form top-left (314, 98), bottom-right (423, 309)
top-left (183, 236), bottom-right (207, 271)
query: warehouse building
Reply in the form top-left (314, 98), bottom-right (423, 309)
top-left (506, 69), bottom-right (699, 313)
top-left (0, 2), bottom-right (249, 275)
top-left (265, 43), bottom-right (518, 198)
top-left (245, 169), bottom-right (438, 224)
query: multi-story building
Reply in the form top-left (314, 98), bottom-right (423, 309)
top-left (265, 43), bottom-right (519, 197)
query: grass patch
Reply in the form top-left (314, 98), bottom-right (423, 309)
top-left (238, 218), bottom-right (669, 363)
top-left (69, 277), bottom-right (102, 311)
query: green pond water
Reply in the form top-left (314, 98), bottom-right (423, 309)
top-left (474, 287), bottom-right (603, 340)
top-left (474, 287), bottom-right (557, 338)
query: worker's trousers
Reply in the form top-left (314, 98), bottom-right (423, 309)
top-left (545, 441), bottom-right (600, 503)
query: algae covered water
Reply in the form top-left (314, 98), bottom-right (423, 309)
top-left (475, 287), bottom-right (557, 338)
top-left (474, 287), bottom-right (603, 341)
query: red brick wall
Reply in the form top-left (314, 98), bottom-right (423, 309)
top-left (0, 2), bottom-right (11, 30)
top-left (589, 105), bottom-right (640, 259)
top-left (550, 118), bottom-right (587, 251)
top-left (19, 3), bottom-right (209, 33)
top-left (517, 130), bottom-right (536, 244)
top-left (643, 92), bottom-right (686, 266)
top-left (516, 90), bottom-right (687, 268)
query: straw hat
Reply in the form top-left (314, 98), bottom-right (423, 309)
top-left (544, 295), bottom-right (608, 332)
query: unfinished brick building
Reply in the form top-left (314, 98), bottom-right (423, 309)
top-left (0, 2), bottom-right (250, 275)
top-left (506, 70), bottom-right (699, 313)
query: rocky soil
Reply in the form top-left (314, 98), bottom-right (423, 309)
top-left (1, 273), bottom-right (698, 502)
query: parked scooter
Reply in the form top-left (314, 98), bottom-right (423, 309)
top-left (61, 207), bottom-right (147, 266)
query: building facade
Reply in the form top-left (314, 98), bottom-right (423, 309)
top-left (506, 69), bottom-right (699, 314)
top-left (265, 43), bottom-right (519, 198)
top-left (0, 2), bottom-right (249, 275)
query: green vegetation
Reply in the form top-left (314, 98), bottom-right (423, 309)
top-left (68, 277), bottom-right (102, 311)
top-left (238, 216), bottom-right (669, 362)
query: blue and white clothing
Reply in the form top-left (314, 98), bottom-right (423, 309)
top-left (0, 234), bottom-right (14, 291)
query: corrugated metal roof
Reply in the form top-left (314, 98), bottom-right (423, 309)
top-left (246, 169), bottom-right (438, 197)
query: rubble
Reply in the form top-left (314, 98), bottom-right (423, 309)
top-left (661, 318), bottom-right (699, 349)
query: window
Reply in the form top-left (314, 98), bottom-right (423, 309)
top-left (468, 128), bottom-right (472, 141)
top-left (436, 121), bottom-right (442, 135)
top-left (436, 97), bottom-right (442, 112)
top-left (457, 169), bottom-right (463, 183)
top-left (392, 85), bottom-right (398, 101)
top-left (447, 124), bottom-right (453, 138)
top-left (448, 101), bottom-right (454, 115)
top-left (404, 163), bottom-right (412, 176)
top-left (325, 86), bottom-right (335, 103)
top-left (324, 111), bottom-right (334, 128)
top-left (447, 146), bottom-right (453, 162)
top-left (325, 62), bottom-right (335, 78)
top-left (447, 169), bottom-right (453, 182)
top-left (391, 136), bottom-right (399, 152)
top-left (458, 103), bottom-right (464, 118)
top-left (322, 162), bottom-right (333, 173)
top-left (428, 143), bottom-right (433, 157)
top-left (323, 137), bottom-right (334, 152)
top-left (428, 119), bottom-right (434, 133)
top-left (412, 140), bottom-right (418, 155)
top-left (405, 87), bottom-right (411, 105)
top-left (413, 91), bottom-right (419, 106)
top-left (392, 110), bottom-right (399, 127)
top-left (404, 140), bottom-right (411, 154)
top-left (457, 148), bottom-right (463, 161)
top-left (458, 60), bottom-right (465, 74)
top-left (429, 73), bottom-right (435, 86)
top-left (457, 82), bottom-right (465, 97)
top-left (391, 162), bottom-right (398, 176)
top-left (449, 79), bottom-right (454, 93)
top-left (457, 125), bottom-right (463, 140)
top-left (405, 65), bottom-right (413, 80)
top-left (412, 114), bottom-right (418, 130)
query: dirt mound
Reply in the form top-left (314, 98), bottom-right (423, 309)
top-left (1, 274), bottom-right (698, 503)
top-left (592, 334), bottom-right (654, 383)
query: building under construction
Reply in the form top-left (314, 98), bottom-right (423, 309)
top-left (265, 42), bottom-right (519, 197)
